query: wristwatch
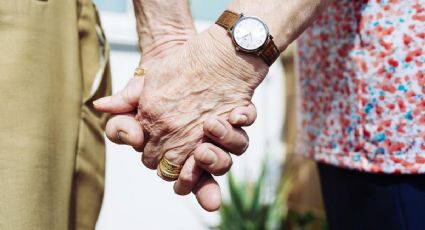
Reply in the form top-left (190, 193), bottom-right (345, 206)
top-left (215, 10), bottom-right (280, 66)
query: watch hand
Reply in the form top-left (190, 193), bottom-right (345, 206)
top-left (239, 33), bottom-right (250, 39)
top-left (247, 33), bottom-right (252, 43)
top-left (239, 33), bottom-right (253, 43)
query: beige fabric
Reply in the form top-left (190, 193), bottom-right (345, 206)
top-left (0, 0), bottom-right (111, 229)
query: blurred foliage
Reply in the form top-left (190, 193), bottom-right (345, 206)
top-left (216, 162), bottom-right (284, 230)
top-left (285, 210), bottom-right (328, 230)
top-left (213, 161), bottom-right (327, 230)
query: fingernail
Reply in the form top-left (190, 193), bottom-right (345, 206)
top-left (201, 149), bottom-right (217, 165)
top-left (235, 114), bottom-right (248, 124)
top-left (117, 131), bottom-right (129, 143)
top-left (229, 114), bottom-right (247, 124)
top-left (208, 120), bottom-right (227, 139)
top-left (93, 97), bottom-right (111, 106)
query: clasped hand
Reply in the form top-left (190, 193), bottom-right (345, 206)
top-left (94, 25), bottom-right (268, 211)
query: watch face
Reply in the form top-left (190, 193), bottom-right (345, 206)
top-left (232, 16), bottom-right (268, 52)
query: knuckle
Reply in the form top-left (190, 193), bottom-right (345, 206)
top-left (225, 155), bottom-right (233, 167)
top-left (199, 150), bottom-right (212, 163)
top-left (211, 156), bottom-right (232, 176)
top-left (141, 155), bottom-right (157, 170)
top-left (219, 133), bottom-right (241, 150)
top-left (178, 171), bottom-right (193, 185)
top-left (202, 119), bottom-right (214, 133)
top-left (193, 144), bottom-right (209, 161)
top-left (217, 132), bottom-right (233, 146)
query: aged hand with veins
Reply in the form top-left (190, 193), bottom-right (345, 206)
top-left (94, 0), bottom-right (332, 211)
top-left (119, 0), bottom-right (331, 177)
top-left (131, 28), bottom-right (267, 174)
top-left (93, 0), bottom-right (260, 211)
top-left (95, 74), bottom-right (257, 211)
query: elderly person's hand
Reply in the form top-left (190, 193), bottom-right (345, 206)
top-left (94, 57), bottom-right (258, 212)
top-left (120, 0), bottom-right (331, 179)
top-left (136, 26), bottom-right (267, 172)
top-left (111, 0), bottom-right (329, 175)
top-left (94, 0), bottom-right (264, 211)
top-left (96, 21), bottom-right (268, 173)
top-left (95, 0), bottom-right (331, 211)
top-left (138, 26), bottom-right (265, 171)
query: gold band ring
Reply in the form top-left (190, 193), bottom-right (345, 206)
top-left (158, 158), bottom-right (183, 180)
top-left (134, 67), bottom-right (146, 77)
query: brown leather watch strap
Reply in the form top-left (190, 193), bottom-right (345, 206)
top-left (257, 36), bottom-right (280, 66)
top-left (216, 10), bottom-right (240, 30)
top-left (216, 10), bottom-right (280, 66)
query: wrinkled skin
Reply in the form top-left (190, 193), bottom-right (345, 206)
top-left (136, 26), bottom-right (268, 171)
top-left (94, 25), bottom-right (262, 211)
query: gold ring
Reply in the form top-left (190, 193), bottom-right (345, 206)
top-left (158, 158), bottom-right (183, 180)
top-left (134, 67), bottom-right (146, 77)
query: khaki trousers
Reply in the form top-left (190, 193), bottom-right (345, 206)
top-left (0, 0), bottom-right (111, 229)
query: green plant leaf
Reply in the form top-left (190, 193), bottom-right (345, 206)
top-left (219, 203), bottom-right (241, 230)
top-left (228, 172), bottom-right (247, 214)
top-left (251, 160), bottom-right (267, 215)
top-left (217, 158), bottom-right (329, 230)
top-left (253, 205), bottom-right (271, 229)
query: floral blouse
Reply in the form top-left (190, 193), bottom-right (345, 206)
top-left (296, 0), bottom-right (425, 173)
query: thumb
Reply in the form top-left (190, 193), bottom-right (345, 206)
top-left (93, 77), bottom-right (144, 114)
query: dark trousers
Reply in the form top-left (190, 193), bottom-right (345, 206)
top-left (318, 163), bottom-right (425, 230)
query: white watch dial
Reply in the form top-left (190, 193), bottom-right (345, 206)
top-left (232, 17), bottom-right (268, 51)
